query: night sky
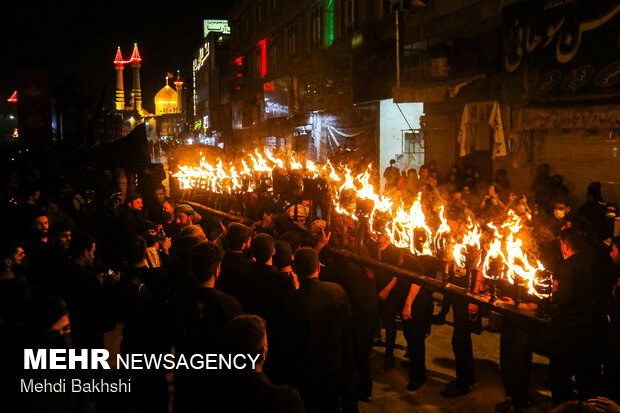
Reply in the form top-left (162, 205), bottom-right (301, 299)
top-left (1, 1), bottom-right (234, 113)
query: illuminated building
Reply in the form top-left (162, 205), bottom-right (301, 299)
top-left (192, 20), bottom-right (231, 143)
top-left (225, 0), bottom-right (423, 172)
top-left (155, 77), bottom-right (178, 115)
top-left (152, 72), bottom-right (187, 139)
top-left (112, 43), bottom-right (149, 118)
top-left (225, 0), bottom-right (367, 159)
top-left (114, 48), bottom-right (126, 111)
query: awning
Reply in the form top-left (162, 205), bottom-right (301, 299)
top-left (392, 74), bottom-right (487, 103)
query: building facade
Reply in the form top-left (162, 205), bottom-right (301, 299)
top-left (392, 0), bottom-right (620, 204)
top-left (192, 20), bottom-right (232, 145)
top-left (195, 0), bottom-right (620, 202)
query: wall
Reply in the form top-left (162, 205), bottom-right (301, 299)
top-left (422, 112), bottom-right (457, 183)
top-left (493, 128), bottom-right (620, 207)
top-left (534, 129), bottom-right (620, 207)
top-left (379, 99), bottom-right (424, 192)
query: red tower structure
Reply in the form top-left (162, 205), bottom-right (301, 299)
top-left (114, 47), bottom-right (125, 111)
top-left (112, 44), bottom-right (143, 114)
top-left (130, 43), bottom-right (142, 113)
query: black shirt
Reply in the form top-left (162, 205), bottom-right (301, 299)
top-left (216, 251), bottom-right (253, 306)
top-left (176, 286), bottom-right (242, 354)
top-left (59, 262), bottom-right (115, 349)
top-left (551, 251), bottom-right (609, 356)
top-left (115, 266), bottom-right (171, 353)
top-left (286, 278), bottom-right (354, 386)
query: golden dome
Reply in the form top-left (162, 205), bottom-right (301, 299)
top-left (154, 78), bottom-right (178, 116)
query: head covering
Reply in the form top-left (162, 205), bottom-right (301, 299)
top-left (174, 204), bottom-right (195, 216)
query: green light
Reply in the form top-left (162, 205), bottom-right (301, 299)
top-left (325, 0), bottom-right (334, 47)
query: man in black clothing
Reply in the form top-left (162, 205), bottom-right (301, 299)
top-left (320, 247), bottom-right (376, 402)
top-left (60, 232), bottom-right (116, 349)
top-left (383, 159), bottom-right (399, 192)
top-left (174, 242), bottom-right (242, 413)
top-left (112, 193), bottom-right (145, 267)
top-left (137, 219), bottom-right (168, 269)
top-left (287, 247), bottom-right (358, 413)
top-left (49, 222), bottom-right (72, 252)
top-left (369, 240), bottom-right (405, 370)
top-left (35, 222), bottom-right (72, 294)
top-left (216, 222), bottom-right (253, 304)
top-left (441, 265), bottom-right (484, 398)
top-left (24, 213), bottom-right (49, 279)
top-left (549, 228), bottom-right (609, 405)
top-left (495, 286), bottom-right (540, 413)
top-left (401, 255), bottom-right (436, 392)
top-left (247, 234), bottom-right (296, 383)
top-left (246, 233), bottom-right (295, 314)
top-left (274, 240), bottom-right (298, 289)
top-left (578, 182), bottom-right (607, 244)
top-left (210, 315), bottom-right (305, 413)
top-left (116, 236), bottom-right (171, 413)
top-left (0, 239), bottom-right (30, 331)
top-left (119, 193), bottom-right (144, 235)
top-left (144, 184), bottom-right (170, 225)
top-left (16, 297), bottom-right (88, 412)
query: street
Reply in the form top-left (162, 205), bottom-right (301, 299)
top-left (361, 299), bottom-right (552, 413)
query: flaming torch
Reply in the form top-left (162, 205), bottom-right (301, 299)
top-left (433, 205), bottom-right (453, 259)
top-left (452, 219), bottom-right (482, 291)
top-left (482, 223), bottom-right (508, 301)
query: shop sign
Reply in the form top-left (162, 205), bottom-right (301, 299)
top-left (503, 0), bottom-right (620, 97)
top-left (517, 105), bottom-right (620, 130)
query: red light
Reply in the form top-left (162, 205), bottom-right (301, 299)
top-left (113, 47), bottom-right (125, 66)
top-left (263, 82), bottom-right (275, 91)
top-left (234, 56), bottom-right (244, 66)
top-left (130, 43), bottom-right (141, 64)
top-left (7, 90), bottom-right (17, 103)
top-left (237, 73), bottom-right (242, 78)
top-left (258, 39), bottom-right (267, 78)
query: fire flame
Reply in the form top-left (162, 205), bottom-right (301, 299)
top-left (452, 218), bottom-right (482, 268)
top-left (174, 150), bottom-right (552, 298)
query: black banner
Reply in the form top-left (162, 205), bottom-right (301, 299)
top-left (503, 0), bottom-right (620, 98)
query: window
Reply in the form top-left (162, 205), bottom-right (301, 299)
top-left (310, 8), bottom-right (322, 51)
top-left (402, 129), bottom-right (424, 164)
top-left (342, 0), bottom-right (355, 35)
top-left (286, 25), bottom-right (296, 60)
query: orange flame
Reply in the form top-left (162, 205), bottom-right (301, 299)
top-left (174, 150), bottom-right (552, 298)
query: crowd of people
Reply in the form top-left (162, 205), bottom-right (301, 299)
top-left (383, 159), bottom-right (619, 411)
top-left (0, 146), bottom-right (618, 413)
